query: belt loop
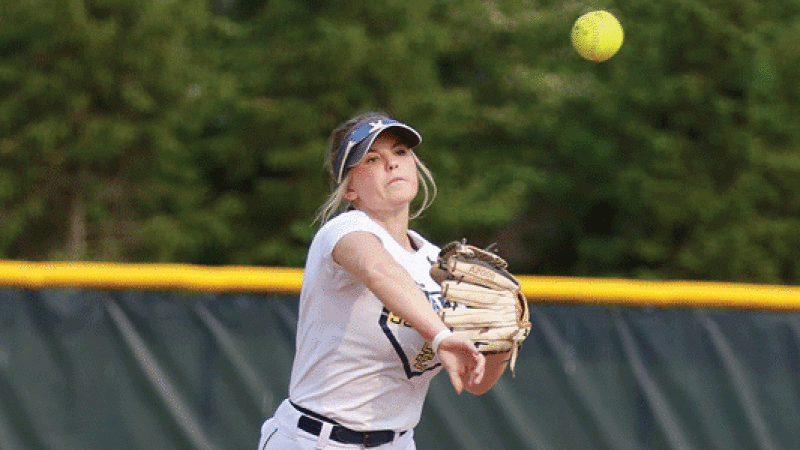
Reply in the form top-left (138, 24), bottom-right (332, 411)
top-left (315, 422), bottom-right (333, 449)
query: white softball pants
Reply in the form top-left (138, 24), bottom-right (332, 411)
top-left (257, 399), bottom-right (416, 450)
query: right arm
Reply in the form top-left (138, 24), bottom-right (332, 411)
top-left (332, 231), bottom-right (485, 393)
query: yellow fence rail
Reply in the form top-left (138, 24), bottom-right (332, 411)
top-left (518, 276), bottom-right (800, 311)
top-left (1, 261), bottom-right (799, 311)
top-left (0, 261), bottom-right (303, 295)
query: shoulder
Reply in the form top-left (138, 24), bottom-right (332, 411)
top-left (319, 210), bottom-right (384, 241)
top-left (310, 210), bottom-right (387, 258)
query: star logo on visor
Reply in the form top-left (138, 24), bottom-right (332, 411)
top-left (368, 119), bottom-right (388, 133)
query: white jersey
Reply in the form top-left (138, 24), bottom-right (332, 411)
top-left (288, 210), bottom-right (445, 432)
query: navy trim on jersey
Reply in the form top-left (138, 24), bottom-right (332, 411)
top-left (260, 428), bottom-right (277, 450)
top-left (379, 307), bottom-right (440, 379)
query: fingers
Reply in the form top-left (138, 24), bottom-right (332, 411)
top-left (440, 349), bottom-right (465, 393)
top-left (447, 367), bottom-right (464, 394)
top-left (439, 336), bottom-right (486, 393)
top-left (471, 352), bottom-right (486, 385)
top-left (461, 351), bottom-right (485, 387)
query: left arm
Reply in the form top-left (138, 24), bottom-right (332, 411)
top-left (465, 352), bottom-right (509, 395)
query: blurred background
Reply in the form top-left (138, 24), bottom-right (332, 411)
top-left (3, 0), bottom-right (799, 283)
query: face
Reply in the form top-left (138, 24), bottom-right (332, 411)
top-left (344, 131), bottom-right (419, 216)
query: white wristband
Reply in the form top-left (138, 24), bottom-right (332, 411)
top-left (431, 329), bottom-right (453, 355)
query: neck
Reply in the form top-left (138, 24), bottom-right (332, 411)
top-left (359, 207), bottom-right (414, 251)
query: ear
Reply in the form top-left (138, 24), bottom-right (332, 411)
top-left (343, 185), bottom-right (358, 202)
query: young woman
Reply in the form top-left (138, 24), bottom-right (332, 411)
top-left (257, 112), bottom-right (510, 449)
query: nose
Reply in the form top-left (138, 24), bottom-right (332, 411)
top-left (386, 155), bottom-right (399, 170)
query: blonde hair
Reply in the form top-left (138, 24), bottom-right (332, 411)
top-left (314, 113), bottom-right (437, 224)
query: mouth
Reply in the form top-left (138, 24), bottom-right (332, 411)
top-left (388, 177), bottom-right (408, 185)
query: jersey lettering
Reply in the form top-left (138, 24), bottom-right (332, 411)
top-left (387, 311), bottom-right (411, 328)
top-left (379, 307), bottom-right (440, 378)
top-left (413, 344), bottom-right (436, 371)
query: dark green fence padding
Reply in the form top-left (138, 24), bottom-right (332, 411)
top-left (1, 289), bottom-right (798, 450)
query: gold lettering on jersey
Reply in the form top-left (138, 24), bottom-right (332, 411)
top-left (414, 343), bottom-right (435, 371)
top-left (387, 311), bottom-right (412, 328)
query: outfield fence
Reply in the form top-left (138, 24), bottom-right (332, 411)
top-left (2, 260), bottom-right (799, 309)
top-left (1, 261), bottom-right (799, 450)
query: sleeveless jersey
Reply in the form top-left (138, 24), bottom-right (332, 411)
top-left (288, 210), bottom-right (445, 432)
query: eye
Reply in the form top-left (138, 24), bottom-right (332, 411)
top-left (395, 147), bottom-right (408, 156)
top-left (365, 154), bottom-right (379, 163)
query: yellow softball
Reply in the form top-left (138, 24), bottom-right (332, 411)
top-left (571, 10), bottom-right (624, 62)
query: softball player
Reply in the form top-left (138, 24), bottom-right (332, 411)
top-left (257, 112), bottom-right (510, 449)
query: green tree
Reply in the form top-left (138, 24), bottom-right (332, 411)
top-left (3, 0), bottom-right (800, 284)
top-left (574, 0), bottom-right (800, 283)
top-left (1, 0), bottom-right (244, 262)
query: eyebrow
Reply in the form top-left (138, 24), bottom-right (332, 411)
top-left (369, 142), bottom-right (409, 151)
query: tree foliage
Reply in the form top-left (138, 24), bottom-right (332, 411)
top-left (2, 0), bottom-right (800, 283)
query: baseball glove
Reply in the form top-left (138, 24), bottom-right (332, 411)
top-left (431, 240), bottom-right (531, 374)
